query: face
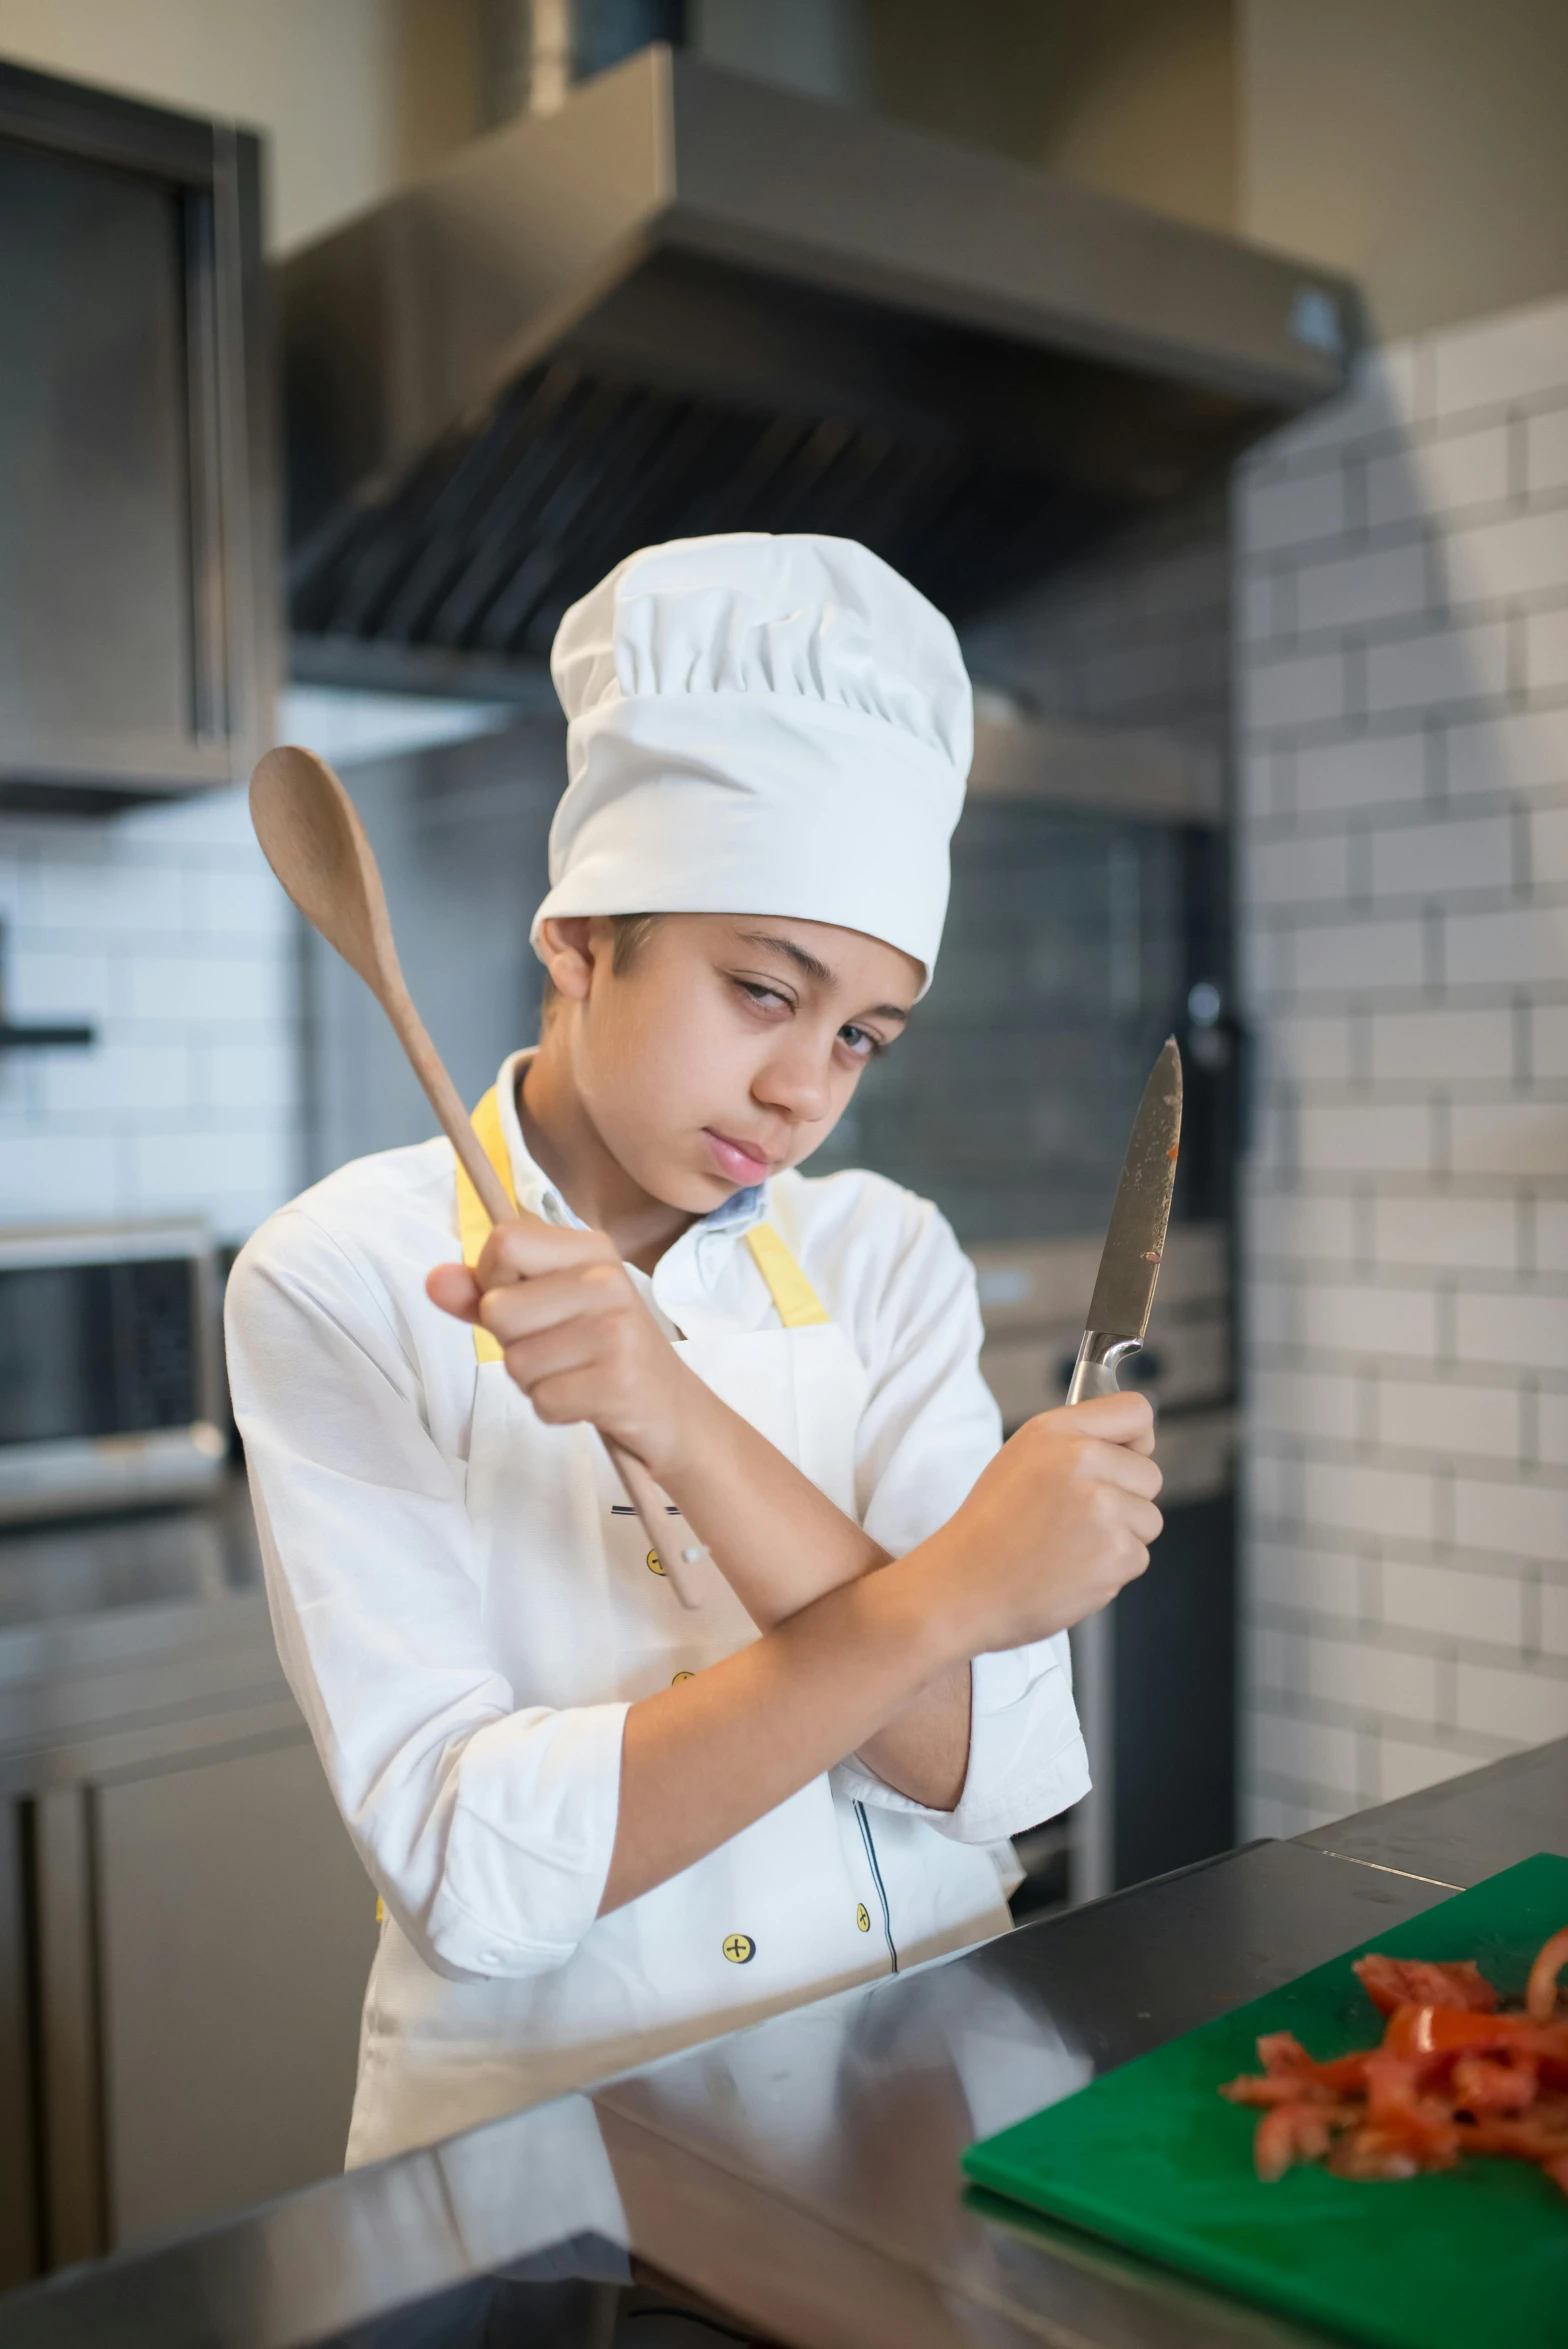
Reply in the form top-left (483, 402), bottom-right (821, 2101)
top-left (538, 913), bottom-right (923, 1212)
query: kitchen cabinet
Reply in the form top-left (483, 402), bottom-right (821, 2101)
top-left (0, 1800), bottom-right (33, 2287)
top-left (0, 1494), bottom-right (376, 2281)
top-left (14, 1727), bottom-right (377, 2275)
top-left (95, 1739), bottom-right (374, 2246)
top-left (0, 61), bottom-right (275, 812)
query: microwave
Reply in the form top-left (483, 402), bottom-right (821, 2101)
top-left (0, 1220), bottom-right (227, 1524)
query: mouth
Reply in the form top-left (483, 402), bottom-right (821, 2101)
top-left (702, 1128), bottom-right (776, 1186)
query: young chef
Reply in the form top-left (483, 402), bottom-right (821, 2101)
top-left (226, 532), bottom-right (1162, 2167)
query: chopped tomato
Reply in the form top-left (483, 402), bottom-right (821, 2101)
top-left (1382, 2003), bottom-right (1568, 2065)
top-left (1452, 2054), bottom-right (1538, 2115)
top-left (1361, 2053), bottom-right (1460, 2166)
top-left (1326, 2125), bottom-right (1420, 2182)
top-left (1254, 2105), bottom-right (1306, 2181)
top-left (1254, 2102), bottom-right (1352, 2181)
top-left (1467, 2115), bottom-right (1568, 2161)
top-left (1223, 1923), bottom-right (1568, 2190)
top-left (1353, 1954), bottom-right (1497, 2018)
top-left (1256, 2030), bottom-right (1312, 2075)
top-left (1311, 2049), bottom-right (1373, 2095)
top-left (1222, 2072), bottom-right (1335, 2108)
top-left (1526, 1927), bottom-right (1568, 2027)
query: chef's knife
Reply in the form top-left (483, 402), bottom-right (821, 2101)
top-left (1065, 1037), bottom-right (1183, 1405)
top-left (1063, 1035), bottom-right (1182, 1905)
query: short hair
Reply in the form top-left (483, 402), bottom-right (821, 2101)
top-left (539, 913), bottom-right (662, 1021)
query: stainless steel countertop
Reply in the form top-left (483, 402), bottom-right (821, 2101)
top-left (1297, 1737), bottom-right (1568, 1889)
top-left (0, 1478), bottom-right (298, 1800)
top-left (6, 1737), bottom-right (1563, 2349)
top-left (0, 1476), bottom-right (261, 1637)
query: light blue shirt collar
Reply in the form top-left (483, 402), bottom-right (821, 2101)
top-left (493, 1051), bottom-right (770, 1242)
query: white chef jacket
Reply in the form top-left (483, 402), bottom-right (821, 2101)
top-left (226, 1052), bottom-right (1089, 2164)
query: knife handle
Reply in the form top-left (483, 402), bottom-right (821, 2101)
top-left (1065, 1331), bottom-right (1142, 1406)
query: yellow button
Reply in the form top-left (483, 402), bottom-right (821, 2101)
top-left (856, 1903), bottom-right (870, 1933)
top-left (376, 1895), bottom-right (386, 1925)
top-left (672, 1670), bottom-right (694, 1684)
top-left (722, 1933), bottom-right (755, 1965)
top-left (646, 1548), bottom-right (665, 1576)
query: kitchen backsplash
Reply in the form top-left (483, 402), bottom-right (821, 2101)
top-left (823, 483), bottom-right (1232, 1244)
top-left (963, 479), bottom-right (1231, 761)
top-left (1238, 291), bottom-right (1568, 1835)
top-left (0, 784), bottom-right (301, 1240)
top-left (812, 798), bottom-right (1192, 1244)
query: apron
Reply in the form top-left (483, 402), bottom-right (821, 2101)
top-left (345, 1091), bottom-right (1012, 2167)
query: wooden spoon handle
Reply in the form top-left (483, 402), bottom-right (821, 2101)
top-left (602, 1439), bottom-right (708, 1608)
top-left (381, 976), bottom-right (703, 1611)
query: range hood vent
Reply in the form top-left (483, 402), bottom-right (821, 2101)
top-left (283, 45), bottom-right (1357, 685)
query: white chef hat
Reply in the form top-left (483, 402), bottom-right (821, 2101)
top-left (530, 533), bottom-right (973, 990)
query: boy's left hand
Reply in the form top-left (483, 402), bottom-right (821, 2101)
top-left (426, 1223), bottom-right (693, 1475)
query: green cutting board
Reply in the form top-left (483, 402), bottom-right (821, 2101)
top-left (963, 1853), bottom-right (1568, 2349)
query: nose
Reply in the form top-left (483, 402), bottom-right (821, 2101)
top-left (753, 1029), bottom-right (834, 1125)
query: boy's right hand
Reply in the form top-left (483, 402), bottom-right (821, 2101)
top-left (911, 1390), bottom-right (1162, 1657)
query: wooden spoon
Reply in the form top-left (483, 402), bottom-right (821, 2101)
top-left (249, 743), bottom-right (703, 1610)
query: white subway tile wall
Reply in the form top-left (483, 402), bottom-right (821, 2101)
top-left (1238, 293), bottom-right (1568, 1834)
top-left (0, 787), bottom-right (300, 1241)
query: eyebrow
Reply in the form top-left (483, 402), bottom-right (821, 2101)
top-left (736, 930), bottom-right (911, 1024)
top-left (738, 930), bottom-right (834, 983)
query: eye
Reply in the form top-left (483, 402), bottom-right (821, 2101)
top-left (735, 978), bottom-right (791, 1013)
top-left (838, 1023), bottom-right (883, 1060)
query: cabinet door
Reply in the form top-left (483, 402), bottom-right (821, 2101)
top-left (0, 1800), bottom-right (37, 2287)
top-left (1112, 1489), bottom-right (1237, 1889)
top-left (94, 1735), bottom-right (378, 2247)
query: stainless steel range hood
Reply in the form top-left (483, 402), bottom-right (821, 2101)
top-left (283, 43), bottom-right (1358, 690)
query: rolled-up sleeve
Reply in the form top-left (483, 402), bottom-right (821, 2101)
top-left (838, 1191), bottom-right (1090, 1842)
top-left (838, 1638), bottom-right (1089, 1844)
top-left (227, 1210), bottom-right (625, 1983)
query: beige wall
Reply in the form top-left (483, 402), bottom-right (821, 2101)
top-left (863, 0), bottom-right (1568, 332)
top-left (862, 0), bottom-right (1235, 235)
top-left (1240, 0), bottom-right (1568, 338)
top-left (0, 0), bottom-right (479, 250)
top-left (1020, 0), bottom-right (1235, 237)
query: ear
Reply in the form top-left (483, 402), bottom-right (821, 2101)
top-left (535, 916), bottom-right (596, 1004)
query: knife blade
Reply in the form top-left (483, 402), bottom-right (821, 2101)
top-left (1065, 1036), bottom-right (1183, 1404)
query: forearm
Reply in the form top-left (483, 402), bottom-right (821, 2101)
top-left (656, 1367), bottom-right (972, 1807)
top-left (441, 1230), bottom-right (973, 1803)
top-left (855, 1663), bottom-right (971, 1809)
top-left (438, 1225), bottom-right (1162, 1878)
top-left (657, 1364), bottom-right (885, 1620)
top-left (599, 1541), bottom-right (962, 1913)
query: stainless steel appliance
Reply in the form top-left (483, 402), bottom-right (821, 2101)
top-left (0, 61), bottom-right (276, 811)
top-left (0, 1221), bottom-right (226, 1522)
top-left (972, 1223), bottom-right (1236, 1910)
top-left (280, 42), bottom-right (1356, 691)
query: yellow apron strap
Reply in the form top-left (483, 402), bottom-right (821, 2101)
top-left (456, 1097), bottom-right (826, 1350)
top-left (744, 1224), bottom-right (830, 1329)
top-left (455, 1086), bottom-right (517, 1365)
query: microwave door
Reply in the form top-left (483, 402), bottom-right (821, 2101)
top-left (0, 1244), bottom-right (224, 1523)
